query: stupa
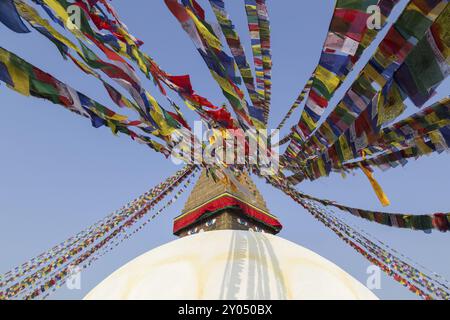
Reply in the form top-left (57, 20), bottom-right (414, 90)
top-left (84, 170), bottom-right (377, 300)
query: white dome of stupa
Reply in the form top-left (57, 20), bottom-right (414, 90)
top-left (84, 230), bottom-right (377, 300)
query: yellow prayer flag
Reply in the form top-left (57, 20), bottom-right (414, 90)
top-left (186, 9), bottom-right (222, 51)
top-left (377, 83), bottom-right (405, 126)
top-left (184, 100), bottom-right (198, 111)
top-left (0, 49), bottom-right (30, 96)
top-left (315, 65), bottom-right (340, 93)
top-left (317, 157), bottom-right (327, 177)
top-left (364, 64), bottom-right (387, 87)
top-left (338, 135), bottom-right (353, 161)
top-left (359, 151), bottom-right (390, 207)
top-left (359, 163), bottom-right (391, 207)
top-left (211, 70), bottom-right (241, 101)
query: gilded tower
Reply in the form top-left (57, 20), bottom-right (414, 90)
top-left (173, 170), bottom-right (282, 237)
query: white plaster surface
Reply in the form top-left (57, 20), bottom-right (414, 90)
top-left (84, 230), bottom-right (378, 300)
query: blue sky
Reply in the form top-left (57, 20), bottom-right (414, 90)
top-left (0, 0), bottom-right (449, 300)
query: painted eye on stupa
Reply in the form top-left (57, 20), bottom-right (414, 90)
top-left (237, 218), bottom-right (248, 226)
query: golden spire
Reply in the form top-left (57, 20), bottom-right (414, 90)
top-left (173, 169), bottom-right (282, 237)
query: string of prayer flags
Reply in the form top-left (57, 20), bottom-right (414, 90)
top-left (302, 124), bottom-right (450, 182)
top-left (276, 77), bottom-right (314, 130)
top-left (256, 0), bottom-right (272, 114)
top-left (276, 180), bottom-right (450, 298)
top-left (244, 0), bottom-right (272, 121)
top-left (9, 0), bottom-right (195, 140)
top-left (292, 97), bottom-right (450, 198)
top-left (286, 184), bottom-right (450, 233)
top-left (0, 165), bottom-right (196, 290)
top-left (12, 1), bottom-right (226, 146)
top-left (244, 0), bottom-right (265, 104)
top-left (183, 0), bottom-right (267, 129)
top-left (208, 0), bottom-right (264, 117)
top-left (300, 97), bottom-right (450, 180)
top-left (0, 165), bottom-right (197, 300)
top-left (278, 184), bottom-right (450, 299)
top-left (319, 202), bottom-right (450, 300)
top-left (285, 0), bottom-right (443, 160)
top-left (284, 0), bottom-right (449, 168)
top-left (12, 1), bottom-right (152, 121)
top-left (281, 0), bottom-right (401, 137)
top-left (394, 15), bottom-right (450, 106)
top-left (165, 0), bottom-right (263, 129)
top-left (307, 202), bottom-right (448, 300)
top-left (368, 97), bottom-right (450, 150)
top-left (341, 126), bottom-right (450, 173)
top-left (41, 170), bottom-right (198, 300)
top-left (0, 46), bottom-right (172, 155)
top-left (29, 0), bottom-right (225, 129)
top-left (337, 1), bottom-right (448, 151)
